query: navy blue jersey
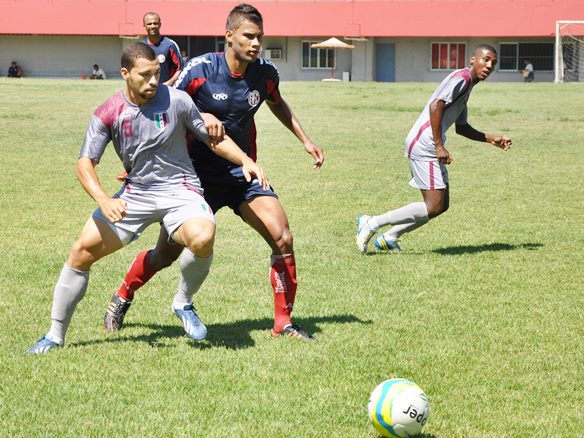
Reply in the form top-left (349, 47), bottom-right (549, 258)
top-left (174, 52), bottom-right (281, 184)
top-left (143, 36), bottom-right (183, 84)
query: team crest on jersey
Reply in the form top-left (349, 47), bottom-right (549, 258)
top-left (157, 54), bottom-right (166, 64)
top-left (154, 112), bottom-right (169, 130)
top-left (248, 90), bottom-right (260, 107)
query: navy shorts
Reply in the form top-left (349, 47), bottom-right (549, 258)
top-left (202, 177), bottom-right (278, 217)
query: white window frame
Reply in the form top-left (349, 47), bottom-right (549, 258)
top-left (500, 41), bottom-right (555, 72)
top-left (430, 42), bottom-right (467, 71)
top-left (301, 40), bottom-right (334, 70)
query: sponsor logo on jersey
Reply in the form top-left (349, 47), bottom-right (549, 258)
top-left (248, 90), bottom-right (260, 107)
top-left (154, 112), bottom-right (168, 130)
top-left (157, 54), bottom-right (166, 64)
top-left (175, 56), bottom-right (212, 87)
top-left (212, 93), bottom-right (228, 101)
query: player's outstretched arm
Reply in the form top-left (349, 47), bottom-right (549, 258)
top-left (76, 157), bottom-right (127, 223)
top-left (455, 123), bottom-right (512, 151)
top-left (205, 136), bottom-right (269, 190)
top-left (266, 99), bottom-right (324, 169)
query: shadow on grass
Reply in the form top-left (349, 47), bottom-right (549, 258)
top-left (71, 314), bottom-right (370, 350)
top-left (432, 242), bottom-right (543, 255)
top-left (364, 242), bottom-right (542, 257)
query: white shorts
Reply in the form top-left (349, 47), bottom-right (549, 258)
top-left (92, 184), bottom-right (215, 245)
top-left (408, 159), bottom-right (449, 190)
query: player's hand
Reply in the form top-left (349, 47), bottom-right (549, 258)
top-left (241, 158), bottom-right (269, 190)
top-left (488, 135), bottom-right (512, 151)
top-left (436, 145), bottom-right (453, 165)
top-left (304, 140), bottom-right (324, 169)
top-left (116, 170), bottom-right (128, 181)
top-left (201, 113), bottom-right (225, 142)
top-left (98, 198), bottom-right (127, 223)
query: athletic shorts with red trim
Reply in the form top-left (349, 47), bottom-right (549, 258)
top-left (408, 159), bottom-right (449, 190)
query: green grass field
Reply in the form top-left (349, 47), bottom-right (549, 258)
top-left (0, 77), bottom-right (583, 436)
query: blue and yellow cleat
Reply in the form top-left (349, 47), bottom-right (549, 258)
top-left (374, 234), bottom-right (401, 253)
top-left (356, 214), bottom-right (375, 253)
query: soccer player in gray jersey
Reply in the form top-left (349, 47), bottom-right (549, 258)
top-left (357, 45), bottom-right (512, 253)
top-left (27, 42), bottom-right (267, 354)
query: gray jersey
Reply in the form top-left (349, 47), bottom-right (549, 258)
top-left (405, 68), bottom-right (473, 161)
top-left (80, 84), bottom-right (209, 190)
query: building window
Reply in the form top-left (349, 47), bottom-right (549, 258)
top-left (431, 43), bottom-right (466, 70)
top-left (499, 43), bottom-right (518, 70)
top-left (499, 42), bottom-right (554, 71)
top-left (215, 37), bottom-right (225, 53)
top-left (302, 41), bottom-right (333, 69)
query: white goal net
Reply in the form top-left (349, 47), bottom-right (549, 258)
top-left (555, 20), bottom-right (584, 83)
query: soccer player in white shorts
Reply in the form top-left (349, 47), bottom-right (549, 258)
top-left (27, 42), bottom-right (267, 354)
top-left (357, 45), bottom-right (512, 253)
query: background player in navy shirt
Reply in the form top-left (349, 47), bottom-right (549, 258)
top-left (143, 11), bottom-right (183, 86)
top-left (106, 4), bottom-right (324, 340)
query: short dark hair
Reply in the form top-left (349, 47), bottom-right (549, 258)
top-left (226, 3), bottom-right (263, 31)
top-left (121, 42), bottom-right (156, 70)
top-left (143, 11), bottom-right (160, 23)
top-left (473, 44), bottom-right (497, 56)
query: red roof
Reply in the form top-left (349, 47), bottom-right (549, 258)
top-left (2, 0), bottom-right (583, 38)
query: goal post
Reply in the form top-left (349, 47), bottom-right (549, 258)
top-left (555, 20), bottom-right (584, 83)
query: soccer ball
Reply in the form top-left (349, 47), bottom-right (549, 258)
top-left (368, 378), bottom-right (430, 437)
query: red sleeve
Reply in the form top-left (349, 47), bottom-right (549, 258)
top-left (265, 79), bottom-right (281, 103)
top-left (186, 77), bottom-right (207, 98)
top-left (169, 47), bottom-right (182, 75)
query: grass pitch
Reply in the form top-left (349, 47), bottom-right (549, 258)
top-left (0, 78), bottom-right (583, 436)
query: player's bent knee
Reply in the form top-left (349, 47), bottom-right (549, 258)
top-left (274, 228), bottom-right (293, 253)
top-left (427, 207), bottom-right (444, 219)
top-left (173, 218), bottom-right (216, 257)
top-left (67, 240), bottom-right (98, 270)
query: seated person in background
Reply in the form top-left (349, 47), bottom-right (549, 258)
top-left (8, 61), bottom-right (23, 78)
top-left (90, 64), bottom-right (106, 79)
top-left (522, 59), bottom-right (534, 82)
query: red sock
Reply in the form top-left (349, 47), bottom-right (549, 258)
top-left (116, 250), bottom-right (157, 301)
top-left (270, 253), bottom-right (297, 333)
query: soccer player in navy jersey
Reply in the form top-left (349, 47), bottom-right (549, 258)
top-left (105, 3), bottom-right (324, 340)
top-left (357, 45), bottom-right (512, 253)
top-left (26, 42), bottom-right (267, 354)
top-left (143, 12), bottom-right (183, 86)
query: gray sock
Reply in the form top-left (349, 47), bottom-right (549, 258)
top-left (385, 216), bottom-right (429, 240)
top-left (172, 250), bottom-right (213, 309)
top-left (48, 264), bottom-right (90, 343)
top-left (373, 202), bottom-right (428, 228)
